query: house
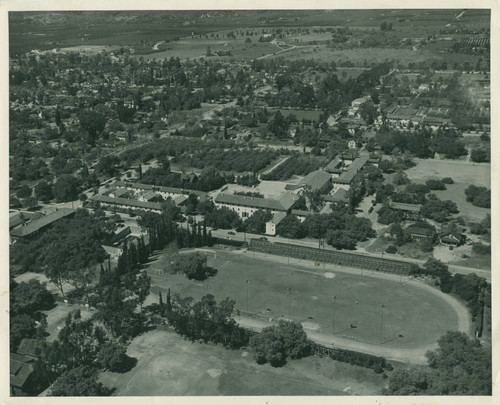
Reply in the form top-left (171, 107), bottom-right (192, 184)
top-left (10, 208), bottom-right (76, 240)
top-left (265, 212), bottom-right (287, 236)
top-left (214, 192), bottom-right (299, 219)
top-left (389, 201), bottom-right (422, 220)
top-left (439, 225), bottom-right (466, 246)
top-left (347, 140), bottom-right (357, 149)
top-left (406, 224), bottom-right (435, 242)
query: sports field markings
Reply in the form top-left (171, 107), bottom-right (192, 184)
top-left (280, 266), bottom-right (325, 277)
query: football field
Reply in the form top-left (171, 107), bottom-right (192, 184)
top-left (147, 248), bottom-right (464, 349)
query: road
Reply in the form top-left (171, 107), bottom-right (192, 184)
top-left (211, 229), bottom-right (491, 282)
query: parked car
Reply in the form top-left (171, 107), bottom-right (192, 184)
top-left (228, 231), bottom-right (235, 235)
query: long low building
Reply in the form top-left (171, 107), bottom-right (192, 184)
top-left (10, 208), bottom-right (76, 240)
top-left (331, 155), bottom-right (370, 191)
top-left (214, 192), bottom-right (300, 219)
top-left (90, 194), bottom-right (163, 213)
top-left (114, 181), bottom-right (207, 200)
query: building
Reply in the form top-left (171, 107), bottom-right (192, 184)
top-left (10, 208), bottom-right (76, 240)
top-left (9, 211), bottom-right (43, 230)
top-left (114, 181), bottom-right (207, 201)
top-left (10, 339), bottom-right (45, 396)
top-left (90, 194), bottom-right (163, 213)
top-left (389, 201), bottom-right (422, 220)
top-left (296, 170), bottom-right (332, 194)
top-left (214, 192), bottom-right (300, 219)
top-left (324, 158), bottom-right (342, 176)
top-left (331, 155), bottom-right (370, 191)
top-left (439, 225), bottom-right (466, 246)
top-left (324, 188), bottom-right (349, 203)
top-left (102, 226), bottom-right (150, 261)
top-left (406, 224), bottom-right (435, 242)
top-left (265, 212), bottom-right (287, 236)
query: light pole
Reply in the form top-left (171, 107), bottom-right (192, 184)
top-left (379, 304), bottom-right (385, 341)
top-left (245, 279), bottom-right (250, 312)
top-left (287, 287), bottom-right (292, 319)
top-left (206, 272), bottom-right (209, 291)
top-left (332, 295), bottom-right (337, 334)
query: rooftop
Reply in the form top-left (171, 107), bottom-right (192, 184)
top-left (324, 158), bottom-right (342, 173)
top-left (215, 192), bottom-right (298, 212)
top-left (90, 194), bottom-right (163, 211)
top-left (10, 208), bottom-right (76, 238)
top-left (389, 201), bottom-right (422, 212)
top-left (298, 170), bottom-right (332, 192)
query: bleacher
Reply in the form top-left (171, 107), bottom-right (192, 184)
top-left (249, 239), bottom-right (415, 276)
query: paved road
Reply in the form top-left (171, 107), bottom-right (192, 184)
top-left (210, 229), bottom-right (491, 282)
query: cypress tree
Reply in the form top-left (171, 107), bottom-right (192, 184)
top-left (202, 222), bottom-right (208, 245)
top-left (166, 288), bottom-right (172, 314)
top-left (159, 291), bottom-right (164, 316)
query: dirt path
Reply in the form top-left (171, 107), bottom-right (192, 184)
top-left (259, 155), bottom-right (291, 178)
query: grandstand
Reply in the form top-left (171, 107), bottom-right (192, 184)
top-left (249, 239), bottom-right (416, 276)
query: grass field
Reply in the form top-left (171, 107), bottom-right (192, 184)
top-left (404, 158), bottom-right (490, 222)
top-left (268, 107), bottom-right (322, 121)
top-left (147, 249), bottom-right (459, 348)
top-left (99, 329), bottom-right (385, 396)
top-left (406, 158), bottom-right (490, 187)
top-left (433, 182), bottom-right (490, 222)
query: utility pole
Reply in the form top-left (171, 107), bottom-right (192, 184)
top-left (287, 287), bottom-right (292, 319)
top-left (332, 295), bottom-right (337, 334)
top-left (245, 279), bottom-right (250, 312)
top-left (380, 304), bottom-right (385, 341)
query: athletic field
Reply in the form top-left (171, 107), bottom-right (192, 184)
top-left (100, 328), bottom-right (385, 396)
top-left (147, 249), bottom-right (461, 349)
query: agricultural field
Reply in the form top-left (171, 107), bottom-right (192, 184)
top-left (99, 329), bottom-right (385, 396)
top-left (146, 249), bottom-right (462, 349)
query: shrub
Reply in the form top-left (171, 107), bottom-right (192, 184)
top-left (386, 245), bottom-right (398, 254)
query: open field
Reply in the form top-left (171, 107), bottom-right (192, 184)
top-left (269, 45), bottom-right (480, 67)
top-left (433, 182), bottom-right (490, 222)
top-left (405, 158), bottom-right (490, 187)
top-left (268, 107), bottom-right (322, 121)
top-left (146, 249), bottom-right (460, 349)
top-left (100, 329), bottom-right (385, 396)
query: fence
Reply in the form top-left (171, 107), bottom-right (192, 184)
top-left (249, 239), bottom-right (415, 276)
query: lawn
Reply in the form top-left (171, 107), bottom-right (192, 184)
top-left (405, 158), bottom-right (490, 187)
top-left (433, 182), bottom-right (490, 223)
top-left (146, 249), bottom-right (460, 348)
top-left (99, 328), bottom-right (385, 396)
top-left (268, 107), bottom-right (322, 122)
